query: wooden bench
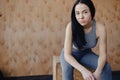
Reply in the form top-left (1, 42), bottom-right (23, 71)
top-left (53, 56), bottom-right (94, 80)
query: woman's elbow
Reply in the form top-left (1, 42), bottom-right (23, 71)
top-left (100, 53), bottom-right (107, 61)
top-left (64, 53), bottom-right (71, 62)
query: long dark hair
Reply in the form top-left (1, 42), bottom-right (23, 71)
top-left (71, 0), bottom-right (95, 49)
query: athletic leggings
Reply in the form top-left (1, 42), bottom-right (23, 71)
top-left (60, 48), bottom-right (112, 80)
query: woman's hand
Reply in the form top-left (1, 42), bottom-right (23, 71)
top-left (93, 70), bottom-right (101, 80)
top-left (81, 69), bottom-right (95, 80)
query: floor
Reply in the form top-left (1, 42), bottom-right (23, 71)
top-left (0, 71), bottom-right (120, 80)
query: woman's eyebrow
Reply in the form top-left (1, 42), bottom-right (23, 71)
top-left (75, 9), bottom-right (88, 12)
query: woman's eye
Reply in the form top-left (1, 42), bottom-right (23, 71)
top-left (75, 12), bottom-right (80, 15)
top-left (84, 11), bottom-right (88, 14)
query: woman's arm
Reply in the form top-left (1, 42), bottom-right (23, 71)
top-left (94, 23), bottom-right (107, 79)
top-left (64, 22), bottom-right (94, 80)
top-left (64, 22), bottom-right (85, 72)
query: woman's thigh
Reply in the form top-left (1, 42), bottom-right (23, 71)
top-left (60, 48), bottom-right (86, 70)
top-left (79, 51), bottom-right (99, 70)
top-left (60, 48), bottom-right (86, 65)
top-left (79, 51), bottom-right (112, 80)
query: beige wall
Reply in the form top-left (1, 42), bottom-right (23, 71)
top-left (0, 0), bottom-right (120, 77)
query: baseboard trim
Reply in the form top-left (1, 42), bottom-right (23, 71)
top-left (4, 75), bottom-right (52, 80)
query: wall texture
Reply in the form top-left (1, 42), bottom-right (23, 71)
top-left (0, 0), bottom-right (120, 77)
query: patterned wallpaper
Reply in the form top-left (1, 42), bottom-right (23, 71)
top-left (0, 0), bottom-right (120, 77)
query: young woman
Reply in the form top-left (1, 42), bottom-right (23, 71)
top-left (60, 0), bottom-right (112, 80)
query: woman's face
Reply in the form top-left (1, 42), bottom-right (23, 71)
top-left (75, 3), bottom-right (92, 27)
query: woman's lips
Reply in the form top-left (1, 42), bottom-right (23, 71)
top-left (80, 20), bottom-right (85, 24)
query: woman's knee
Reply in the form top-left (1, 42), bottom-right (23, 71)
top-left (101, 63), bottom-right (112, 80)
top-left (60, 50), bottom-right (73, 80)
top-left (101, 62), bottom-right (112, 77)
top-left (60, 49), bottom-right (73, 70)
top-left (60, 55), bottom-right (73, 71)
top-left (103, 62), bottom-right (112, 72)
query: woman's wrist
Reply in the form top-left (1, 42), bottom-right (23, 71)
top-left (79, 69), bottom-right (84, 73)
top-left (95, 68), bottom-right (102, 74)
top-left (78, 67), bottom-right (85, 73)
top-left (79, 67), bottom-right (88, 73)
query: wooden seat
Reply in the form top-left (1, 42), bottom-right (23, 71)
top-left (53, 56), bottom-right (94, 80)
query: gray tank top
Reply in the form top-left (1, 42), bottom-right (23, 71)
top-left (73, 19), bottom-right (98, 50)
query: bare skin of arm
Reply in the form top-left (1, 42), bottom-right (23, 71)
top-left (93, 22), bottom-right (107, 80)
top-left (64, 22), bottom-right (95, 80)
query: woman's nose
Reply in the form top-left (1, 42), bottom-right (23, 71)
top-left (79, 14), bottom-right (84, 19)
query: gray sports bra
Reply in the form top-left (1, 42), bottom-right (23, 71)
top-left (73, 19), bottom-right (98, 50)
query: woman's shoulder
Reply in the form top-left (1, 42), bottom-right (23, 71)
top-left (96, 21), bottom-right (106, 37)
top-left (96, 21), bottom-right (105, 32)
top-left (96, 21), bottom-right (105, 28)
top-left (66, 22), bottom-right (72, 31)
